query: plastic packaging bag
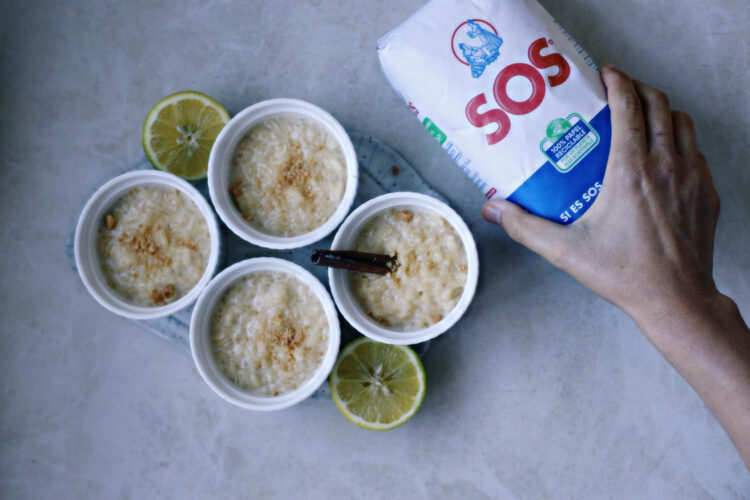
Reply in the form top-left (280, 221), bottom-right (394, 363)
top-left (378, 0), bottom-right (611, 223)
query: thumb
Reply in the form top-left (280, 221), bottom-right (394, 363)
top-left (482, 199), bottom-right (574, 268)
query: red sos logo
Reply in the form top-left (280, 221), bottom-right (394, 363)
top-left (466, 38), bottom-right (571, 145)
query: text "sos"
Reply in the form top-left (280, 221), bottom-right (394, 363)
top-left (465, 38), bottom-right (571, 145)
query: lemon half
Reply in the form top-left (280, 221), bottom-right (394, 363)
top-left (142, 91), bottom-right (230, 180)
top-left (330, 337), bottom-right (426, 431)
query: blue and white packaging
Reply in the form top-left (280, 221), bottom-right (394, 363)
top-left (378, 0), bottom-right (612, 223)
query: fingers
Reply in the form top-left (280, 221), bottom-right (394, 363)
top-left (600, 64), bottom-right (647, 158)
top-left (671, 111), bottom-right (697, 157)
top-left (672, 110), bottom-right (715, 189)
top-left (483, 199), bottom-right (574, 269)
top-left (634, 80), bottom-right (675, 152)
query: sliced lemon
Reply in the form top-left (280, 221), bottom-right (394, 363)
top-left (142, 91), bottom-right (230, 180)
top-left (330, 337), bottom-right (426, 431)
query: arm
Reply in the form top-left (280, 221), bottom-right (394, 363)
top-left (482, 64), bottom-right (750, 469)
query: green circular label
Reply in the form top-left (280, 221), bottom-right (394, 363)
top-left (546, 118), bottom-right (572, 142)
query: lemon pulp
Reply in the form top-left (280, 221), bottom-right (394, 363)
top-left (330, 337), bottom-right (426, 431)
top-left (143, 91), bottom-right (229, 180)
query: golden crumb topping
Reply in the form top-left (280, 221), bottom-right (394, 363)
top-left (396, 209), bottom-right (414, 222)
top-left (105, 214), bottom-right (117, 230)
top-left (275, 141), bottom-right (314, 199)
top-left (118, 225), bottom-right (172, 269)
top-left (269, 314), bottom-right (308, 366)
top-left (150, 284), bottom-right (176, 305)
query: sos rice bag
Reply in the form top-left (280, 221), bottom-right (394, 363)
top-left (377, 0), bottom-right (612, 223)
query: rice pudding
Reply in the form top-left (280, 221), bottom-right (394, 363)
top-left (210, 271), bottom-right (329, 396)
top-left (97, 186), bottom-right (210, 307)
top-left (229, 115), bottom-right (346, 237)
top-left (350, 208), bottom-right (468, 330)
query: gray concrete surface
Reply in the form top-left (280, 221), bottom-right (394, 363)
top-left (1, 0), bottom-right (748, 498)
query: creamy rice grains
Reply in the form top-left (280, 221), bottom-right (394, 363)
top-left (97, 186), bottom-right (210, 307)
top-left (210, 271), bottom-right (329, 396)
top-left (350, 208), bottom-right (468, 330)
top-left (229, 115), bottom-right (346, 237)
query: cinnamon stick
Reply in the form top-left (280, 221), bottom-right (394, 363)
top-left (311, 249), bottom-right (398, 275)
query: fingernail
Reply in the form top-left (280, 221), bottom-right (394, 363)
top-left (482, 199), bottom-right (507, 224)
top-left (602, 63), bottom-right (620, 74)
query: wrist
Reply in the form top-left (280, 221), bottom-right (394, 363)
top-left (626, 284), bottom-right (732, 335)
top-left (628, 287), bottom-right (747, 356)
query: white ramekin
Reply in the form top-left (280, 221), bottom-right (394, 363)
top-left (329, 192), bottom-right (479, 345)
top-left (74, 170), bottom-right (221, 320)
top-left (207, 98), bottom-right (358, 249)
top-left (189, 257), bottom-right (341, 411)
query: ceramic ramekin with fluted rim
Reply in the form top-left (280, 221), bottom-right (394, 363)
top-left (329, 192), bottom-right (479, 345)
top-left (207, 98), bottom-right (358, 249)
top-left (74, 170), bottom-right (221, 320)
top-left (189, 257), bottom-right (341, 411)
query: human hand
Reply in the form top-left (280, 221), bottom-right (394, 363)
top-left (482, 64), bottom-right (721, 324)
top-left (483, 65), bottom-right (750, 469)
